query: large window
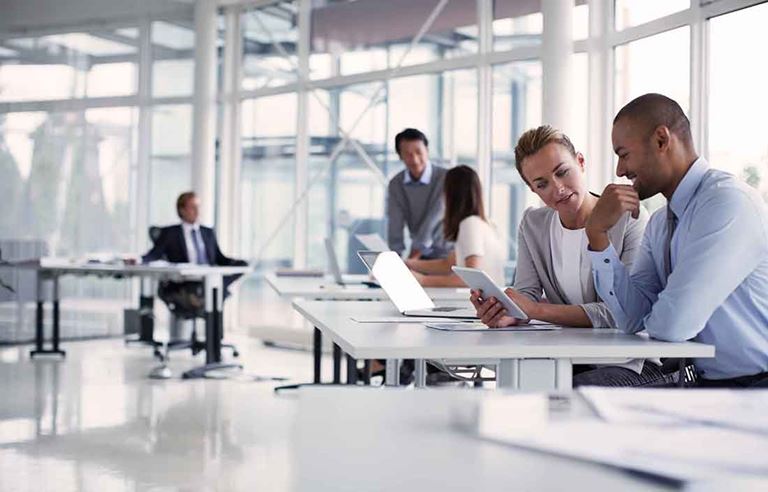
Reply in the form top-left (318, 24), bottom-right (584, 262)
top-left (491, 60), bottom-right (542, 262)
top-left (708, 2), bottom-right (768, 201)
top-left (149, 105), bottom-right (193, 226)
top-left (240, 94), bottom-right (297, 266)
top-left (0, 32), bottom-right (138, 101)
top-left (615, 0), bottom-right (690, 30)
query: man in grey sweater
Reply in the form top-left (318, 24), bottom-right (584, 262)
top-left (387, 128), bottom-right (451, 259)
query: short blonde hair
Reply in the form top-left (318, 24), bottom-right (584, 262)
top-left (514, 125), bottom-right (577, 182)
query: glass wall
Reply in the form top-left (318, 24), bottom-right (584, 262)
top-left (0, 32), bottom-right (138, 101)
top-left (708, 2), bottom-right (768, 201)
top-left (490, 60), bottom-right (542, 262)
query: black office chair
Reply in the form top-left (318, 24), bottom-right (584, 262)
top-left (148, 226), bottom-right (239, 362)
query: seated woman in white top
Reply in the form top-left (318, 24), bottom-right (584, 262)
top-left (407, 165), bottom-right (506, 287)
top-left (471, 125), bottom-right (667, 387)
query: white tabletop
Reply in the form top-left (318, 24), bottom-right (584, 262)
top-left (293, 387), bottom-right (669, 492)
top-left (291, 300), bottom-right (715, 361)
top-left (1, 258), bottom-right (252, 277)
top-left (265, 272), bottom-right (470, 301)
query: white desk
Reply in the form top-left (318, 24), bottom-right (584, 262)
top-left (292, 300), bottom-right (715, 390)
top-left (0, 259), bottom-right (251, 378)
top-left (266, 272), bottom-right (471, 386)
top-left (294, 387), bottom-right (670, 491)
top-left (264, 272), bottom-right (469, 301)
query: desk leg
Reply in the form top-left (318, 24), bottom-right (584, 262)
top-left (555, 359), bottom-right (573, 390)
top-left (346, 354), bottom-right (358, 385)
top-left (182, 276), bottom-right (242, 379)
top-left (332, 344), bottom-right (342, 384)
top-left (30, 274), bottom-right (65, 358)
top-left (414, 359), bottom-right (427, 388)
top-left (496, 359), bottom-right (520, 389)
top-left (385, 359), bottom-right (400, 386)
top-left (51, 275), bottom-right (63, 355)
top-left (498, 359), bottom-right (560, 391)
top-left (313, 327), bottom-right (322, 384)
top-left (362, 360), bottom-right (371, 385)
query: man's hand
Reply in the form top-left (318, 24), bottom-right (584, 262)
top-left (408, 249), bottom-right (421, 260)
top-left (586, 184), bottom-right (640, 251)
top-left (470, 289), bottom-right (530, 328)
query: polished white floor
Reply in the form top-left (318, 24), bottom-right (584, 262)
top-left (0, 335), bottom-right (326, 492)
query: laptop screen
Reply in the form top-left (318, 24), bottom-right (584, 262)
top-left (357, 251), bottom-right (434, 312)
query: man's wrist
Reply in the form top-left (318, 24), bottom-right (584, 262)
top-left (585, 227), bottom-right (610, 252)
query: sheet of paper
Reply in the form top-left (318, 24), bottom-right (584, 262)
top-left (478, 420), bottom-right (768, 482)
top-left (426, 322), bottom-right (561, 332)
top-left (580, 387), bottom-right (768, 435)
top-left (350, 317), bottom-right (468, 323)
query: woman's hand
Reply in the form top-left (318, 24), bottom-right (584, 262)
top-left (470, 289), bottom-right (530, 328)
top-left (503, 287), bottom-right (538, 320)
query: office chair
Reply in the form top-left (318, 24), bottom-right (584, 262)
top-left (148, 226), bottom-right (239, 362)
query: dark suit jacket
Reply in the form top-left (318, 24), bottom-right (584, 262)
top-left (142, 224), bottom-right (242, 266)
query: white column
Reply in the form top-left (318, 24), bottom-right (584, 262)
top-left (294, 0), bottom-right (311, 268)
top-left (587, 0), bottom-right (614, 189)
top-left (191, 0), bottom-right (218, 226)
top-left (541, 0), bottom-right (574, 133)
top-left (477, 0), bottom-right (493, 208)
top-left (135, 19), bottom-right (152, 249)
top-left (218, 8), bottom-right (242, 253)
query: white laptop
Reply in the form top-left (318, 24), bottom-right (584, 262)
top-left (324, 238), bottom-right (379, 287)
top-left (355, 233), bottom-right (391, 252)
top-left (357, 251), bottom-right (477, 319)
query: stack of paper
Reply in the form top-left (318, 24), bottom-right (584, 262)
top-left (476, 388), bottom-right (768, 482)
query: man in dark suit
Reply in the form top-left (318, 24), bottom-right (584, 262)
top-left (142, 191), bottom-right (247, 314)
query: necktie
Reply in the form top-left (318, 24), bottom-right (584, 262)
top-left (191, 229), bottom-right (208, 265)
top-left (663, 205), bottom-right (677, 279)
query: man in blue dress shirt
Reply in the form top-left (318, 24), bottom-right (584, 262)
top-left (586, 93), bottom-right (768, 387)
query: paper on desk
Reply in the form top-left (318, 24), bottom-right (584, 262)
top-left (350, 317), bottom-right (468, 323)
top-left (478, 420), bottom-right (768, 482)
top-left (426, 322), bottom-right (561, 332)
top-left (580, 387), bottom-right (768, 435)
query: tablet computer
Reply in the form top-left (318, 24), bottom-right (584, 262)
top-left (451, 266), bottom-right (527, 320)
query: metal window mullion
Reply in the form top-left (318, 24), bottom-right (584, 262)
top-left (609, 9), bottom-right (694, 47)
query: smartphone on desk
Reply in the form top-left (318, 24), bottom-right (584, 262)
top-left (451, 266), bottom-right (527, 319)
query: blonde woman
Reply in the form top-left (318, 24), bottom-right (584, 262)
top-left (471, 125), bottom-right (666, 386)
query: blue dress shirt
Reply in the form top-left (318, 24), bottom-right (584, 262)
top-left (589, 158), bottom-right (768, 379)
top-left (403, 160), bottom-right (433, 185)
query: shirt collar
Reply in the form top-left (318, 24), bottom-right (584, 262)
top-left (403, 161), bottom-right (432, 185)
top-left (181, 221), bottom-right (200, 232)
top-left (668, 157), bottom-right (709, 218)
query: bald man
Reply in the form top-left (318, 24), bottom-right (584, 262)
top-left (585, 93), bottom-right (768, 388)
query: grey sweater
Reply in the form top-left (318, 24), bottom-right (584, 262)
top-left (386, 165), bottom-right (449, 257)
top-left (514, 204), bottom-right (649, 328)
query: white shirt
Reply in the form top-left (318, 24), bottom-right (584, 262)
top-left (550, 214), bottom-right (646, 374)
top-left (455, 215), bottom-right (506, 285)
top-left (549, 217), bottom-right (589, 305)
top-left (181, 222), bottom-right (208, 264)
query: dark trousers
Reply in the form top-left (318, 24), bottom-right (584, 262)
top-left (573, 362), bottom-right (670, 388)
top-left (696, 372), bottom-right (768, 388)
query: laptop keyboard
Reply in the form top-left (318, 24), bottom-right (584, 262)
top-left (432, 307), bottom-right (463, 312)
